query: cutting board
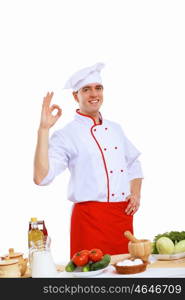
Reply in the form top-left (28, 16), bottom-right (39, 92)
top-left (148, 257), bottom-right (185, 268)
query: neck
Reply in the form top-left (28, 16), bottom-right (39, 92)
top-left (79, 109), bottom-right (101, 124)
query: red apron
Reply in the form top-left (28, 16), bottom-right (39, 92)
top-left (70, 201), bottom-right (133, 258)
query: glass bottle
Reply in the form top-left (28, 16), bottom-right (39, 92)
top-left (28, 217), bottom-right (44, 249)
top-left (37, 220), bottom-right (48, 238)
top-left (42, 221), bottom-right (48, 237)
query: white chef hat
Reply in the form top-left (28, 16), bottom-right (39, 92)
top-left (64, 62), bottom-right (105, 92)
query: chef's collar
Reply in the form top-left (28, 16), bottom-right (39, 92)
top-left (75, 109), bottom-right (103, 126)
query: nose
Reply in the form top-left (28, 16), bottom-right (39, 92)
top-left (89, 88), bottom-right (98, 98)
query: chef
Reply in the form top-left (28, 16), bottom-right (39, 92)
top-left (34, 62), bottom-right (144, 258)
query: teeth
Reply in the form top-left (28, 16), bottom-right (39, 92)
top-left (89, 100), bottom-right (99, 103)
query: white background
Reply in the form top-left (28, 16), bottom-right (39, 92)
top-left (0, 0), bottom-right (184, 263)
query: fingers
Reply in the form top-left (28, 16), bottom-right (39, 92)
top-left (42, 91), bottom-right (54, 108)
top-left (125, 204), bottom-right (135, 215)
top-left (49, 104), bottom-right (62, 119)
top-left (125, 197), bottom-right (134, 214)
top-left (125, 197), bottom-right (140, 215)
top-left (42, 92), bottom-right (62, 119)
top-left (125, 205), bottom-right (137, 215)
top-left (49, 104), bottom-right (62, 114)
top-left (130, 206), bottom-right (139, 216)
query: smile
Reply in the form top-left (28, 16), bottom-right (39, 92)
top-left (89, 100), bottom-right (99, 104)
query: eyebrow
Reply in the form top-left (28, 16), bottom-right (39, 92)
top-left (82, 84), bottom-right (103, 90)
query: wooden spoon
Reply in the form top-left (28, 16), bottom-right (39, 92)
top-left (124, 231), bottom-right (141, 243)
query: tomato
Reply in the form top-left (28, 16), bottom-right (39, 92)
top-left (89, 248), bottom-right (103, 262)
top-left (80, 249), bottom-right (90, 256)
top-left (72, 251), bottom-right (89, 266)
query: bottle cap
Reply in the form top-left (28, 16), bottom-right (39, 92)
top-left (30, 217), bottom-right (37, 223)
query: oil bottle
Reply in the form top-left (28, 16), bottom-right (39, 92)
top-left (28, 217), bottom-right (44, 248)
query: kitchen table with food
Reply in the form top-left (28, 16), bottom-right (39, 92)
top-left (1, 219), bottom-right (185, 278)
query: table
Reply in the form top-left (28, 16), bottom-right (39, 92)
top-left (57, 255), bottom-right (185, 278)
top-left (22, 254), bottom-right (185, 278)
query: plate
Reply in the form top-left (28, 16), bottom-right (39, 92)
top-left (152, 252), bottom-right (185, 261)
top-left (65, 266), bottom-right (109, 278)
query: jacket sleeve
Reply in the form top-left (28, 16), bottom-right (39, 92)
top-left (119, 125), bottom-right (144, 181)
top-left (39, 130), bottom-right (69, 186)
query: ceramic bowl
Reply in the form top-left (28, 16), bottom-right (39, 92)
top-left (1, 248), bottom-right (28, 276)
top-left (0, 259), bottom-right (21, 278)
top-left (113, 260), bottom-right (148, 274)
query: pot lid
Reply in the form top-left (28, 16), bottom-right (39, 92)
top-left (0, 259), bottom-right (19, 266)
top-left (2, 248), bottom-right (23, 259)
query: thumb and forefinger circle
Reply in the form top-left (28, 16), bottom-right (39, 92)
top-left (50, 104), bottom-right (62, 119)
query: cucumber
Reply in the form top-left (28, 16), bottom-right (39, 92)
top-left (82, 262), bottom-right (91, 272)
top-left (65, 260), bottom-right (76, 272)
top-left (90, 254), bottom-right (111, 271)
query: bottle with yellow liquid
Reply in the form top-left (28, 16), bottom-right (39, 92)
top-left (28, 217), bottom-right (44, 249)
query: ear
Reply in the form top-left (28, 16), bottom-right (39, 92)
top-left (72, 91), bottom-right (79, 103)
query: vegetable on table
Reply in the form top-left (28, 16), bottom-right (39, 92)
top-left (156, 237), bottom-right (174, 254)
top-left (65, 260), bottom-right (76, 272)
top-left (89, 248), bottom-right (103, 262)
top-left (174, 240), bottom-right (185, 254)
top-left (72, 251), bottom-right (89, 266)
top-left (66, 249), bottom-right (110, 272)
top-left (82, 262), bottom-right (91, 272)
top-left (152, 231), bottom-right (185, 254)
top-left (80, 250), bottom-right (90, 256)
top-left (90, 254), bottom-right (111, 271)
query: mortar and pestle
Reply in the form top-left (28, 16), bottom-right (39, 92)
top-left (124, 231), bottom-right (152, 263)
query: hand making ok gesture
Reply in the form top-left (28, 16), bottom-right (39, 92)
top-left (39, 91), bottom-right (62, 129)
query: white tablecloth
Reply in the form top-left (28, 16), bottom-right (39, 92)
top-left (58, 265), bottom-right (185, 278)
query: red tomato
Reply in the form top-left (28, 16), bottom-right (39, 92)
top-left (89, 248), bottom-right (103, 262)
top-left (72, 251), bottom-right (89, 266)
top-left (80, 249), bottom-right (90, 256)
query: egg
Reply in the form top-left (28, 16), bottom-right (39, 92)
top-left (117, 259), bottom-right (133, 266)
top-left (132, 259), bottom-right (143, 265)
top-left (117, 258), bottom-right (144, 267)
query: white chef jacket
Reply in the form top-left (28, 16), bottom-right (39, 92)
top-left (39, 110), bottom-right (143, 203)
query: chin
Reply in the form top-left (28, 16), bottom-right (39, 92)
top-left (89, 108), bottom-right (100, 113)
top-left (89, 103), bottom-right (102, 111)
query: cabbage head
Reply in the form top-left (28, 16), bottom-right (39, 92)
top-left (174, 240), bottom-right (185, 254)
top-left (156, 237), bottom-right (174, 254)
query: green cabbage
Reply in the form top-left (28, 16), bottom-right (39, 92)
top-left (152, 231), bottom-right (185, 254)
top-left (156, 237), bottom-right (174, 254)
top-left (174, 240), bottom-right (185, 254)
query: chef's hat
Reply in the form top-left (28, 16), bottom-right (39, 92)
top-left (64, 62), bottom-right (105, 92)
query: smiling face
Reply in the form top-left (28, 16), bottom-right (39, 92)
top-left (73, 83), bottom-right (104, 116)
